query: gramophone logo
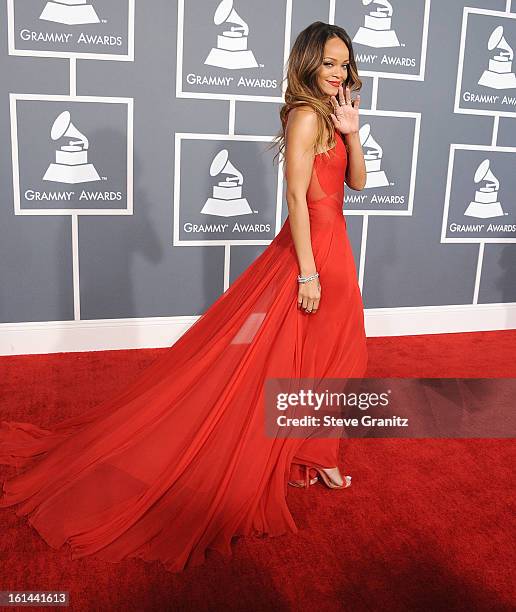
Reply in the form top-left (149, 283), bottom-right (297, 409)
top-left (353, 0), bottom-right (401, 49)
top-left (42, 110), bottom-right (101, 184)
top-left (39, 0), bottom-right (100, 25)
top-left (464, 159), bottom-right (505, 219)
top-left (201, 149), bottom-right (253, 216)
top-left (359, 124), bottom-right (390, 189)
top-left (204, 0), bottom-right (259, 70)
top-left (478, 26), bottom-right (516, 90)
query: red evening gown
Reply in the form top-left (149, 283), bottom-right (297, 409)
top-left (0, 128), bottom-right (367, 573)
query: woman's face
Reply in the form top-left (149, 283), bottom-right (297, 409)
top-left (316, 36), bottom-right (350, 99)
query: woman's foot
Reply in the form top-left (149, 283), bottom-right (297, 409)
top-left (314, 466), bottom-right (352, 489)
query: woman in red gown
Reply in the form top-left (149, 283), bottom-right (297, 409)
top-left (0, 22), bottom-right (367, 573)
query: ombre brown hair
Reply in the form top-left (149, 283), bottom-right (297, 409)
top-left (269, 21), bottom-right (362, 165)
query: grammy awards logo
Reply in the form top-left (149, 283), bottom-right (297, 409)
top-left (478, 26), bottom-right (516, 90)
top-left (201, 149), bottom-right (253, 216)
top-left (204, 0), bottom-right (259, 70)
top-left (42, 110), bottom-right (101, 184)
top-left (359, 124), bottom-right (389, 189)
top-left (39, 0), bottom-right (100, 25)
top-left (352, 0), bottom-right (400, 49)
top-left (464, 159), bottom-right (505, 219)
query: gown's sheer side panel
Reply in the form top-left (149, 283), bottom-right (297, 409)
top-left (0, 130), bottom-right (368, 572)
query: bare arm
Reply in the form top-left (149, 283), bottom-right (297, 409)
top-left (285, 108), bottom-right (318, 276)
top-left (329, 85), bottom-right (366, 191)
top-left (284, 107), bottom-right (321, 314)
top-left (344, 131), bottom-right (366, 191)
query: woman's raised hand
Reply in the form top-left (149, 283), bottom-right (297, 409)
top-left (330, 85), bottom-right (360, 135)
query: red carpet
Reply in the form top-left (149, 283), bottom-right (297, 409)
top-left (1, 330), bottom-right (515, 611)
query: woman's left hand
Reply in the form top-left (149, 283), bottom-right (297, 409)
top-left (330, 85), bottom-right (360, 135)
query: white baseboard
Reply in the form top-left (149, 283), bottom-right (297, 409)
top-left (364, 302), bottom-right (516, 337)
top-left (0, 303), bottom-right (515, 356)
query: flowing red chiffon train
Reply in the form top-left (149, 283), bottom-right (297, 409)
top-left (0, 129), bottom-right (368, 573)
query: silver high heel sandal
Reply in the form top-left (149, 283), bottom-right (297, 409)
top-left (314, 466), bottom-right (352, 489)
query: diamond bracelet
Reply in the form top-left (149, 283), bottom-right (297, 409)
top-left (297, 272), bottom-right (319, 284)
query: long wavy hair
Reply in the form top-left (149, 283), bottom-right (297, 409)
top-left (268, 21), bottom-right (362, 165)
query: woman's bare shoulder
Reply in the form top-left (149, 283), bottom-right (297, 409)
top-left (286, 106), bottom-right (318, 151)
top-left (287, 105), bottom-right (318, 124)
